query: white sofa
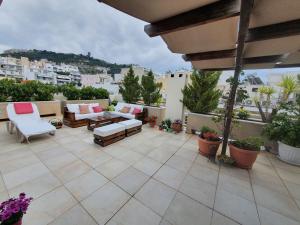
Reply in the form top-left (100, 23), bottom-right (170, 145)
top-left (110, 102), bottom-right (144, 120)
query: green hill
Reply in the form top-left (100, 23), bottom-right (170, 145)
top-left (0, 49), bottom-right (130, 74)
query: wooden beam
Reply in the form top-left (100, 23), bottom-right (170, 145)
top-left (243, 55), bottom-right (282, 64)
top-left (246, 19), bottom-right (300, 42)
top-left (183, 49), bottom-right (236, 61)
top-left (144, 0), bottom-right (240, 37)
top-left (274, 63), bottom-right (300, 68)
top-left (201, 67), bottom-right (234, 71)
top-left (221, 0), bottom-right (254, 155)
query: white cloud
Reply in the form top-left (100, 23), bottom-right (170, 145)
top-left (0, 0), bottom-right (190, 73)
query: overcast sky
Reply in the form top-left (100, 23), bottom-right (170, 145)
top-left (0, 0), bottom-right (299, 77)
top-left (0, 0), bottom-right (191, 73)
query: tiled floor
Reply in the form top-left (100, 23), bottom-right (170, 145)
top-left (0, 122), bottom-right (300, 225)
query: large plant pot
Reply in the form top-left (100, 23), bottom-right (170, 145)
top-left (229, 144), bottom-right (259, 169)
top-left (171, 123), bottom-right (182, 133)
top-left (278, 141), bottom-right (300, 166)
top-left (198, 137), bottom-right (221, 157)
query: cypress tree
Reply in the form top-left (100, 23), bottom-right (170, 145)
top-left (141, 70), bottom-right (162, 105)
top-left (119, 66), bottom-right (141, 103)
top-left (181, 69), bottom-right (222, 113)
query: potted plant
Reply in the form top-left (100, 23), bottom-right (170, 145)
top-left (236, 107), bottom-right (250, 120)
top-left (0, 193), bottom-right (32, 225)
top-left (171, 119), bottom-right (183, 133)
top-left (229, 137), bottom-right (263, 169)
top-left (263, 100), bottom-right (300, 165)
top-left (160, 119), bottom-right (172, 132)
top-left (49, 118), bottom-right (63, 129)
top-left (198, 126), bottom-right (222, 157)
top-left (146, 116), bottom-right (157, 128)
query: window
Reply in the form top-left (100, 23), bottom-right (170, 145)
top-left (179, 74), bottom-right (183, 77)
top-left (171, 74), bottom-right (174, 77)
top-left (252, 88), bottom-right (258, 92)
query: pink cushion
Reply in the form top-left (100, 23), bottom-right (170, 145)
top-left (13, 103), bottom-right (34, 114)
top-left (92, 106), bottom-right (103, 113)
top-left (132, 108), bottom-right (142, 115)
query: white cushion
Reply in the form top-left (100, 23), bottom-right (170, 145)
top-left (94, 123), bottom-right (125, 137)
top-left (16, 119), bottom-right (56, 138)
top-left (67, 104), bottom-right (80, 114)
top-left (115, 102), bottom-right (126, 112)
top-left (118, 119), bottom-right (142, 129)
top-left (110, 111), bottom-right (135, 119)
top-left (75, 112), bottom-right (104, 120)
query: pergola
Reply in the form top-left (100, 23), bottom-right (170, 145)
top-left (98, 0), bottom-right (300, 155)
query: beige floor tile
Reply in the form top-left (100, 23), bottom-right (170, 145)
top-left (0, 175), bottom-right (6, 192)
top-left (135, 179), bottom-right (176, 216)
top-left (54, 160), bottom-right (91, 183)
top-left (81, 182), bottom-right (130, 225)
top-left (133, 157), bottom-right (162, 176)
top-left (159, 219), bottom-right (173, 225)
top-left (116, 150), bottom-right (144, 165)
top-left (55, 136), bottom-right (78, 145)
top-left (214, 188), bottom-right (260, 225)
top-left (189, 163), bottom-right (218, 186)
top-left (166, 155), bottom-right (193, 173)
top-left (253, 184), bottom-right (300, 222)
top-left (49, 205), bottom-right (97, 225)
top-left (23, 186), bottom-right (77, 225)
top-left (0, 190), bottom-right (9, 203)
top-left (130, 144), bottom-right (154, 155)
top-left (258, 205), bottom-right (300, 225)
top-left (218, 172), bottom-right (254, 202)
top-left (36, 146), bottom-right (68, 161)
top-left (113, 167), bottom-right (149, 195)
top-left (103, 145), bottom-right (131, 158)
top-left (8, 172), bottom-right (61, 199)
top-left (219, 165), bottom-right (249, 181)
top-left (284, 181), bottom-right (300, 201)
top-left (194, 155), bottom-right (220, 171)
top-left (62, 140), bottom-right (94, 152)
top-left (96, 158), bottom-right (130, 179)
top-left (107, 198), bottom-right (161, 225)
top-left (29, 141), bottom-right (60, 153)
top-left (0, 147), bottom-right (32, 164)
top-left (0, 154), bottom-right (41, 174)
top-left (147, 148), bottom-right (175, 163)
top-left (43, 152), bottom-right (78, 171)
top-left (164, 193), bottom-right (212, 225)
top-left (277, 168), bottom-right (300, 185)
top-left (81, 150), bottom-right (113, 167)
top-left (3, 162), bottom-right (49, 189)
top-left (154, 165), bottom-right (186, 189)
top-left (175, 147), bottom-right (198, 161)
top-left (65, 170), bottom-right (108, 201)
top-left (179, 175), bottom-right (216, 208)
top-left (211, 211), bottom-right (240, 225)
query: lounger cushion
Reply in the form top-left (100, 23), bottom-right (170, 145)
top-left (14, 103), bottom-right (33, 114)
top-left (118, 119), bottom-right (142, 129)
top-left (75, 112), bottom-right (104, 120)
top-left (16, 119), bottom-right (56, 138)
top-left (94, 123), bottom-right (125, 137)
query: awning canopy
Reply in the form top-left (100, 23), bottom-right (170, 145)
top-left (100, 0), bottom-right (300, 70)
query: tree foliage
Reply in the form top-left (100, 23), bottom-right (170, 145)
top-left (181, 70), bottom-right (222, 113)
top-left (119, 66), bottom-right (141, 103)
top-left (278, 75), bottom-right (298, 102)
top-left (141, 70), bottom-right (162, 105)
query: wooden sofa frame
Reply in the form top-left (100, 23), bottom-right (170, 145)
top-left (94, 130), bottom-right (126, 147)
top-left (63, 106), bottom-right (148, 128)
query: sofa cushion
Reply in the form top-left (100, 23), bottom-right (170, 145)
top-left (88, 103), bottom-right (99, 112)
top-left (66, 104), bottom-right (80, 114)
top-left (75, 112), bottom-right (104, 120)
top-left (14, 103), bottom-right (34, 114)
top-left (119, 106), bottom-right (131, 113)
top-left (79, 104), bottom-right (90, 114)
top-left (110, 111), bottom-right (135, 119)
top-left (118, 119), bottom-right (142, 129)
top-left (115, 102), bottom-right (126, 112)
top-left (94, 123), bottom-right (125, 137)
top-left (93, 106), bottom-right (103, 113)
top-left (132, 107), bottom-right (142, 115)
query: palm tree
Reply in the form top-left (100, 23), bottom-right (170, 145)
top-left (257, 86), bottom-right (276, 122)
top-left (278, 75), bottom-right (298, 102)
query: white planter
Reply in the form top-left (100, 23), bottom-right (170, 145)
top-left (278, 141), bottom-right (300, 166)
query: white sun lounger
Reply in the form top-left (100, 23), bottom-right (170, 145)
top-left (6, 103), bottom-right (56, 142)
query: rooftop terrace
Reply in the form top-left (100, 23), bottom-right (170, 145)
top-left (0, 123), bottom-right (300, 225)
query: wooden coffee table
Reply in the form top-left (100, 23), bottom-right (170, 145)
top-left (87, 114), bottom-right (127, 131)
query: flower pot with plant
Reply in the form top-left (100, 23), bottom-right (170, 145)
top-left (0, 193), bottom-right (32, 225)
top-left (263, 100), bottom-right (300, 165)
top-left (49, 118), bottom-right (63, 129)
top-left (229, 137), bottom-right (263, 169)
top-left (146, 116), bottom-right (157, 128)
top-left (160, 119), bottom-right (172, 132)
top-left (198, 126), bottom-right (222, 157)
top-left (171, 119), bottom-right (183, 133)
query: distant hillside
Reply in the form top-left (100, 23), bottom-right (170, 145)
top-left (0, 49), bottom-right (130, 74)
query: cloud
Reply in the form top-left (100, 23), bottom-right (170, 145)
top-left (0, 0), bottom-right (191, 73)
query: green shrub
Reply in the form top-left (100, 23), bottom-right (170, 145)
top-left (111, 100), bottom-right (118, 106)
top-left (0, 79), bottom-right (15, 102)
top-left (62, 85), bottom-right (81, 100)
top-left (80, 86), bottom-right (95, 100)
top-left (34, 84), bottom-right (57, 101)
top-left (230, 137), bottom-right (263, 151)
top-left (237, 107), bottom-right (250, 120)
top-left (94, 88), bottom-right (109, 99)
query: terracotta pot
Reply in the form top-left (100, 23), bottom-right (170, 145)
top-left (149, 121), bottom-right (156, 128)
top-left (171, 123), bottom-right (182, 133)
top-left (198, 137), bottom-right (222, 157)
top-left (229, 144), bottom-right (259, 169)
